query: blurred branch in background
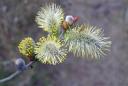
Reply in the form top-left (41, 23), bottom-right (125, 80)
top-left (0, 61), bottom-right (34, 84)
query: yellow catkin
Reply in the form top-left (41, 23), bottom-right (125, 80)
top-left (18, 37), bottom-right (35, 57)
top-left (64, 24), bottom-right (111, 59)
top-left (35, 35), bottom-right (67, 65)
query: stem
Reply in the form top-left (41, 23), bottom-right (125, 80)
top-left (0, 61), bottom-right (35, 84)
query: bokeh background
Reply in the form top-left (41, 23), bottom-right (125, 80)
top-left (0, 0), bottom-right (128, 86)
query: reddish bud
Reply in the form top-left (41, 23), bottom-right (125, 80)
top-left (73, 16), bottom-right (80, 23)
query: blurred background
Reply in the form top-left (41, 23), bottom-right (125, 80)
top-left (0, 0), bottom-right (128, 86)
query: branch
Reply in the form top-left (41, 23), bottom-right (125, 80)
top-left (0, 61), bottom-right (34, 84)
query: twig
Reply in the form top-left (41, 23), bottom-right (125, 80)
top-left (0, 61), bottom-right (34, 84)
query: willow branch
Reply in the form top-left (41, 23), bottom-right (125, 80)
top-left (0, 61), bottom-right (35, 84)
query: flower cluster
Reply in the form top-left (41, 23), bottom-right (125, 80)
top-left (18, 3), bottom-right (111, 65)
